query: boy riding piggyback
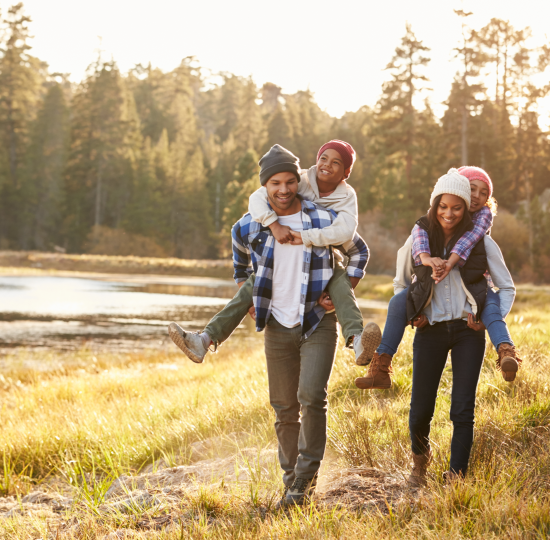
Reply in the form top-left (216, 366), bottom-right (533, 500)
top-left (169, 140), bottom-right (380, 365)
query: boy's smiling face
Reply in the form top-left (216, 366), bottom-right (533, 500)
top-left (469, 180), bottom-right (489, 213)
top-left (317, 149), bottom-right (345, 190)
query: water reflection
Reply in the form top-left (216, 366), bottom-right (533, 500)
top-left (0, 275), bottom-right (386, 353)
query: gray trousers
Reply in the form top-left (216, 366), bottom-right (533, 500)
top-left (264, 312), bottom-right (338, 487)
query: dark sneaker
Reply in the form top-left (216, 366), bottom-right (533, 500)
top-left (274, 485), bottom-right (290, 511)
top-left (354, 322), bottom-right (382, 366)
top-left (168, 323), bottom-right (207, 363)
top-left (283, 476), bottom-right (317, 506)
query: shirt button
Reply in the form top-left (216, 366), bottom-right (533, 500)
top-left (446, 299), bottom-right (450, 302)
top-left (445, 285), bottom-right (448, 288)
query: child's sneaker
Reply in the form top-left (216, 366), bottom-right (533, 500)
top-left (354, 322), bottom-right (382, 365)
top-left (168, 323), bottom-right (208, 363)
top-left (497, 343), bottom-right (521, 382)
top-left (355, 352), bottom-right (393, 389)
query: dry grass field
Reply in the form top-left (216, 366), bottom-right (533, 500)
top-left (0, 284), bottom-right (549, 539)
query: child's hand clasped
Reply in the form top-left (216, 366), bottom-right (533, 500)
top-left (269, 222), bottom-right (294, 244)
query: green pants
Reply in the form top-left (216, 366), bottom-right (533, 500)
top-left (204, 263), bottom-right (364, 347)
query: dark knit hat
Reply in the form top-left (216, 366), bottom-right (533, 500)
top-left (317, 140), bottom-right (356, 179)
top-left (259, 144), bottom-right (301, 186)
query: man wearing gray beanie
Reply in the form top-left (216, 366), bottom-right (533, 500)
top-left (258, 144), bottom-right (301, 186)
top-left (169, 143), bottom-right (370, 507)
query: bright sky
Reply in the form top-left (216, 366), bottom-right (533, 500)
top-left (4, 0), bottom-right (550, 118)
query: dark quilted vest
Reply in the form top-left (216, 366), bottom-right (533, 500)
top-left (406, 216), bottom-right (488, 324)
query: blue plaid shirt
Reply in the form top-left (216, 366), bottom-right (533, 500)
top-left (231, 198), bottom-right (369, 339)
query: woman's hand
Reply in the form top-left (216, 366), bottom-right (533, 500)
top-left (420, 254), bottom-right (446, 279)
top-left (248, 305), bottom-right (256, 320)
top-left (412, 314), bottom-right (429, 328)
top-left (318, 291), bottom-right (335, 311)
top-left (467, 313), bottom-right (485, 331)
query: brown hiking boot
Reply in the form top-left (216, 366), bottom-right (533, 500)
top-left (355, 352), bottom-right (393, 390)
top-left (497, 343), bottom-right (522, 382)
top-left (407, 451), bottom-right (432, 488)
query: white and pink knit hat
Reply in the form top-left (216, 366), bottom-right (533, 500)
top-left (429, 168), bottom-right (471, 210)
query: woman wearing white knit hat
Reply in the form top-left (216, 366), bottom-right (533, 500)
top-left (376, 169), bottom-right (515, 486)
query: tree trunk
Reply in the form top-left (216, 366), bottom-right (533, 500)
top-left (95, 160), bottom-right (103, 227)
top-left (7, 100), bottom-right (18, 187)
top-left (461, 105), bottom-right (468, 166)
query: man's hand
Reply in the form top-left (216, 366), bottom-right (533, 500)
top-left (288, 230), bottom-right (303, 245)
top-left (467, 313), bottom-right (485, 331)
top-left (349, 276), bottom-right (360, 289)
top-left (269, 222), bottom-right (293, 244)
top-left (318, 291), bottom-right (335, 311)
top-left (412, 313), bottom-right (429, 328)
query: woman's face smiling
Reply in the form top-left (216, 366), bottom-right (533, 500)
top-left (469, 179), bottom-right (489, 212)
top-left (437, 194), bottom-right (466, 236)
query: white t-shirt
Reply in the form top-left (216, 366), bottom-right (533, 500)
top-left (271, 211), bottom-right (304, 328)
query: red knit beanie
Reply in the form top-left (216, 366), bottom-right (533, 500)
top-left (317, 140), bottom-right (356, 179)
top-left (458, 166), bottom-right (493, 198)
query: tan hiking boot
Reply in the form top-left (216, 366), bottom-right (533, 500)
top-left (354, 352), bottom-right (393, 390)
top-left (354, 322), bottom-right (382, 366)
top-left (407, 451), bottom-right (432, 488)
top-left (497, 343), bottom-right (522, 382)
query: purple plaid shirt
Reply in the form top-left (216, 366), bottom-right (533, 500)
top-left (412, 206), bottom-right (493, 267)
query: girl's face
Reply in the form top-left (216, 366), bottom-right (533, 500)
top-left (469, 180), bottom-right (489, 213)
top-left (436, 194), bottom-right (466, 235)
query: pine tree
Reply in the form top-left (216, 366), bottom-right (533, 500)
top-left (453, 10), bottom-right (488, 166)
top-left (0, 3), bottom-right (45, 246)
top-left (63, 59), bottom-right (142, 251)
top-left (369, 24), bottom-right (435, 221)
top-left (20, 82), bottom-right (70, 249)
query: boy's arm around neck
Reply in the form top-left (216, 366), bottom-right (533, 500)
top-left (301, 187), bottom-right (358, 247)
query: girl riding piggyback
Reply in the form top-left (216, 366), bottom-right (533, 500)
top-left (356, 166), bottom-right (521, 391)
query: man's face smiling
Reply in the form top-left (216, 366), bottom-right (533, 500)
top-left (265, 172), bottom-right (301, 216)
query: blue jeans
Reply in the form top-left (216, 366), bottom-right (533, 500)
top-left (376, 287), bottom-right (513, 357)
top-left (409, 320), bottom-right (486, 475)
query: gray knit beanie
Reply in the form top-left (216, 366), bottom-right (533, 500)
top-left (259, 144), bottom-right (301, 186)
top-left (430, 168), bottom-right (471, 210)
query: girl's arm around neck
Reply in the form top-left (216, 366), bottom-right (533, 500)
top-left (450, 206), bottom-right (494, 266)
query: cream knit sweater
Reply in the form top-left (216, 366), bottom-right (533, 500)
top-left (247, 165), bottom-right (358, 247)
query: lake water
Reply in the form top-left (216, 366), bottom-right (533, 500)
top-left (0, 274), bottom-right (387, 354)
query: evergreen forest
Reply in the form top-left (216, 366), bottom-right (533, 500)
top-left (0, 4), bottom-right (549, 277)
